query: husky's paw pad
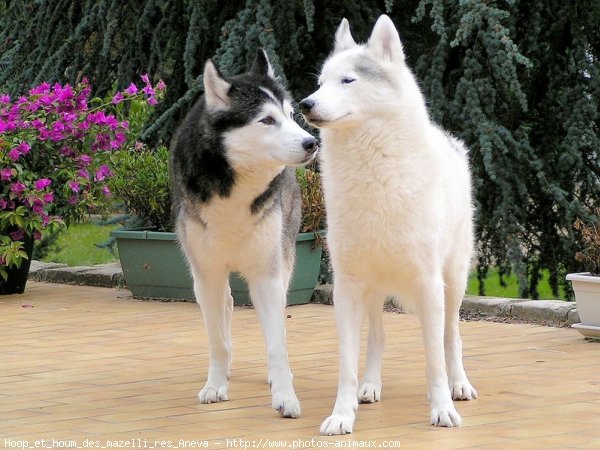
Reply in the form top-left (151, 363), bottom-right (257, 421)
top-left (450, 380), bottom-right (478, 401)
top-left (430, 404), bottom-right (462, 427)
top-left (320, 414), bottom-right (355, 435)
top-left (198, 385), bottom-right (228, 404)
top-left (272, 392), bottom-right (301, 418)
top-left (358, 382), bottom-right (381, 403)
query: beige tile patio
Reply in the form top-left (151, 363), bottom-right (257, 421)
top-left (1, 281), bottom-right (599, 448)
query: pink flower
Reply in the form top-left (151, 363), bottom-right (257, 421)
top-left (43, 192), bottom-right (54, 203)
top-left (60, 146), bottom-right (75, 157)
top-left (110, 132), bottom-right (126, 149)
top-left (147, 96), bottom-right (158, 106)
top-left (31, 199), bottom-right (45, 214)
top-left (156, 80), bottom-right (166, 91)
top-left (112, 92), bottom-right (124, 104)
top-left (87, 111), bottom-right (119, 129)
top-left (142, 85), bottom-right (155, 96)
top-left (38, 128), bottom-right (50, 141)
top-left (8, 148), bottom-right (21, 161)
top-left (101, 185), bottom-right (111, 196)
top-left (30, 82), bottom-right (51, 95)
top-left (33, 230), bottom-right (42, 241)
top-left (0, 93), bottom-right (10, 103)
top-left (68, 181), bottom-right (80, 193)
top-left (0, 168), bottom-right (12, 180)
top-left (0, 198), bottom-right (7, 209)
top-left (76, 97), bottom-right (88, 110)
top-left (10, 181), bottom-right (26, 194)
top-left (9, 228), bottom-right (25, 241)
top-left (53, 83), bottom-right (73, 102)
top-left (48, 122), bottom-right (65, 141)
top-left (77, 169), bottom-right (90, 180)
top-left (87, 111), bottom-right (106, 124)
top-left (105, 115), bottom-right (119, 130)
top-left (26, 101), bottom-right (41, 112)
top-left (141, 74), bottom-right (150, 84)
top-left (18, 142), bottom-right (31, 154)
top-left (39, 94), bottom-right (55, 106)
top-left (92, 133), bottom-right (109, 151)
top-left (125, 83), bottom-right (138, 95)
top-left (49, 130), bottom-right (65, 142)
top-left (95, 165), bottom-right (113, 181)
top-left (0, 118), bottom-right (17, 133)
top-left (61, 112), bottom-right (77, 123)
top-left (79, 155), bottom-right (92, 166)
top-left (34, 178), bottom-right (52, 190)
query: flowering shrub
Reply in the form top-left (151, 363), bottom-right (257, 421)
top-left (0, 76), bottom-right (165, 281)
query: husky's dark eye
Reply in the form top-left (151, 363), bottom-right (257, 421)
top-left (259, 116), bottom-right (276, 125)
top-left (341, 77), bottom-right (356, 84)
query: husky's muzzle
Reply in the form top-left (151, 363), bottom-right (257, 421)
top-left (299, 98), bottom-right (327, 127)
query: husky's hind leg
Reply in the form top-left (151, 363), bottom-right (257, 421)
top-left (248, 274), bottom-right (301, 418)
top-left (412, 273), bottom-right (462, 427)
top-left (358, 295), bottom-right (385, 404)
top-left (444, 260), bottom-right (477, 401)
top-left (193, 268), bottom-right (232, 404)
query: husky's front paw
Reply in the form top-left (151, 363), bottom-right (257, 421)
top-left (430, 403), bottom-right (462, 427)
top-left (320, 413), bottom-right (355, 435)
top-left (358, 382), bottom-right (381, 403)
top-left (450, 379), bottom-right (478, 401)
top-left (272, 390), bottom-right (301, 418)
top-left (198, 384), bottom-right (228, 404)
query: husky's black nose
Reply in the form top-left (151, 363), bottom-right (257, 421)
top-left (302, 137), bottom-right (318, 153)
top-left (299, 98), bottom-right (315, 114)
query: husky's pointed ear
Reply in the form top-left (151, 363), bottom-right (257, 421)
top-left (251, 48), bottom-right (276, 79)
top-left (334, 18), bottom-right (357, 53)
top-left (367, 15), bottom-right (404, 64)
top-left (203, 59), bottom-right (231, 111)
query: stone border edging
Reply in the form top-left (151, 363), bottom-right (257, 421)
top-left (29, 260), bottom-right (125, 289)
top-left (312, 284), bottom-right (579, 327)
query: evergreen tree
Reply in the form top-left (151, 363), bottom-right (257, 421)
top-left (1, 0), bottom-right (598, 297)
top-left (407, 0), bottom-right (600, 297)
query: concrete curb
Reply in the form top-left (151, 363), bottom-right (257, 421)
top-left (312, 284), bottom-right (579, 327)
top-left (28, 262), bottom-right (579, 327)
top-left (29, 260), bottom-right (125, 289)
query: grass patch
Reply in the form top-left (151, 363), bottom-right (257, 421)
top-left (467, 268), bottom-right (567, 300)
top-left (38, 222), bottom-right (119, 266)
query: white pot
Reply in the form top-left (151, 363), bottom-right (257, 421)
top-left (567, 273), bottom-right (600, 336)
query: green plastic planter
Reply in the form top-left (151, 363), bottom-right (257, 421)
top-left (111, 230), bottom-right (323, 306)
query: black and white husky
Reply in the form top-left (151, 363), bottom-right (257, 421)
top-left (170, 49), bottom-right (318, 418)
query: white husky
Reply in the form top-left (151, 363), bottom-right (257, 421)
top-left (300, 15), bottom-right (478, 434)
